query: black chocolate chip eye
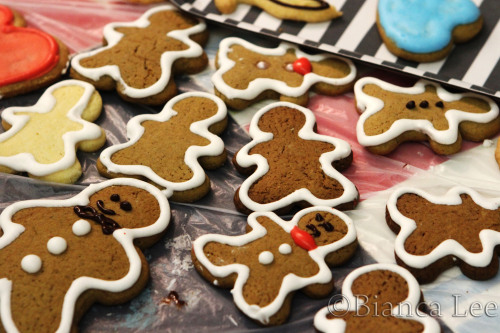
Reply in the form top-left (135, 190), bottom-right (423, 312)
top-left (110, 194), bottom-right (120, 202)
top-left (120, 201), bottom-right (132, 211)
top-left (419, 100), bottom-right (429, 108)
top-left (406, 101), bottom-right (416, 109)
top-left (435, 101), bottom-right (444, 108)
top-left (306, 224), bottom-right (321, 237)
top-left (319, 222), bottom-right (334, 232)
top-left (315, 213), bottom-right (324, 222)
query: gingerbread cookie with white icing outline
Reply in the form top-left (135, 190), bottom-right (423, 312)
top-left (97, 92), bottom-right (227, 202)
top-left (314, 263), bottom-right (441, 333)
top-left (0, 80), bottom-right (106, 184)
top-left (355, 77), bottom-right (500, 155)
top-left (233, 102), bottom-right (358, 215)
top-left (192, 206), bottom-right (357, 326)
top-left (70, 5), bottom-right (208, 106)
top-left (0, 5), bottom-right (69, 98)
top-left (0, 178), bottom-right (170, 332)
top-left (377, 0), bottom-right (483, 62)
top-left (214, 0), bottom-right (342, 22)
top-left (212, 37), bottom-right (356, 110)
top-left (387, 186), bottom-right (500, 283)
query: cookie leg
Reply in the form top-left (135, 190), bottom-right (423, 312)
top-left (78, 128), bottom-right (107, 152)
top-left (214, 0), bottom-right (238, 14)
top-left (30, 160), bottom-right (82, 184)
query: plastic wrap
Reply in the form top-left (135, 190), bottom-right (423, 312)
top-left (0, 1), bottom-right (499, 332)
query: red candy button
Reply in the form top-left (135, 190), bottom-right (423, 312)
top-left (291, 226), bottom-right (317, 251)
top-left (292, 57), bottom-right (312, 75)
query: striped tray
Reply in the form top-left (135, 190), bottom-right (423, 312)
top-left (171, 0), bottom-right (500, 100)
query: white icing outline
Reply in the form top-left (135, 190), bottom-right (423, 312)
top-left (313, 263), bottom-right (440, 333)
top-left (99, 92), bottom-right (227, 198)
top-left (212, 37), bottom-right (357, 100)
top-left (70, 5), bottom-right (206, 99)
top-left (0, 80), bottom-right (103, 177)
top-left (236, 102), bottom-right (358, 212)
top-left (387, 186), bottom-right (500, 269)
top-left (192, 206), bottom-right (356, 325)
top-left (355, 77), bottom-right (500, 147)
top-left (0, 178), bottom-right (170, 332)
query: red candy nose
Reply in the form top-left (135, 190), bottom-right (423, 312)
top-left (292, 57), bottom-right (312, 75)
top-left (291, 226), bottom-right (317, 251)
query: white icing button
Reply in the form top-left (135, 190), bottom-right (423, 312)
top-left (72, 219), bottom-right (91, 236)
top-left (21, 255), bottom-right (42, 274)
top-left (279, 243), bottom-right (292, 255)
top-left (258, 251), bottom-right (274, 265)
top-left (256, 61), bottom-right (269, 69)
top-left (285, 63), bottom-right (294, 72)
top-left (47, 237), bottom-right (67, 255)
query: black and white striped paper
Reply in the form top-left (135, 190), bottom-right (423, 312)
top-left (172, 0), bottom-right (500, 99)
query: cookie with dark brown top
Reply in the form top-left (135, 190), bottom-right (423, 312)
top-left (355, 77), bottom-right (500, 155)
top-left (0, 178), bottom-right (170, 332)
top-left (387, 186), bottom-right (500, 283)
top-left (233, 102), bottom-right (358, 215)
top-left (212, 37), bottom-right (356, 110)
top-left (192, 207), bottom-right (357, 326)
top-left (0, 5), bottom-right (69, 98)
top-left (98, 92), bottom-right (227, 202)
top-left (214, 0), bottom-right (342, 22)
top-left (314, 263), bottom-right (441, 332)
top-left (70, 5), bottom-right (208, 105)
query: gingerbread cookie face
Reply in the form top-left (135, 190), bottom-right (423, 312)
top-left (314, 264), bottom-right (440, 333)
top-left (233, 102), bottom-right (358, 215)
top-left (98, 92), bottom-right (227, 202)
top-left (192, 207), bottom-right (357, 326)
top-left (70, 5), bottom-right (208, 105)
top-left (387, 186), bottom-right (500, 283)
top-left (214, 0), bottom-right (342, 22)
top-left (377, 0), bottom-right (483, 62)
top-left (0, 178), bottom-right (170, 332)
top-left (355, 77), bottom-right (500, 155)
top-left (0, 5), bottom-right (69, 98)
top-left (212, 37), bottom-right (356, 110)
top-left (0, 80), bottom-right (106, 184)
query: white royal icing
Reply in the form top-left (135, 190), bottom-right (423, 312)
top-left (71, 5), bottom-right (206, 99)
top-left (212, 37), bottom-right (356, 100)
top-left (387, 186), bottom-right (500, 269)
top-left (258, 251), bottom-right (274, 265)
top-left (0, 178), bottom-right (170, 333)
top-left (0, 80), bottom-right (103, 177)
top-left (192, 206), bottom-right (356, 325)
top-left (313, 263), bottom-right (440, 333)
top-left (99, 92), bottom-right (227, 198)
top-left (278, 243), bottom-right (292, 255)
top-left (236, 101), bottom-right (358, 213)
top-left (47, 237), bottom-right (67, 255)
top-left (20, 255), bottom-right (42, 274)
top-left (355, 77), bottom-right (500, 147)
top-left (72, 219), bottom-right (91, 236)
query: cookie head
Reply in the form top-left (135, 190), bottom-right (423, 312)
top-left (295, 211), bottom-right (350, 249)
top-left (256, 105), bottom-right (307, 136)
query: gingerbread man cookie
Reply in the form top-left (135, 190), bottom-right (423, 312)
top-left (212, 37), bottom-right (356, 110)
top-left (233, 102), bottom-right (358, 215)
top-left (355, 77), bottom-right (500, 155)
top-left (314, 263), bottom-right (440, 333)
top-left (387, 186), bottom-right (500, 283)
top-left (377, 0), bottom-right (483, 62)
top-left (214, 0), bottom-right (342, 22)
top-left (0, 178), bottom-right (170, 332)
top-left (98, 92), bottom-right (227, 202)
top-left (192, 206), bottom-right (357, 326)
top-left (0, 80), bottom-right (106, 184)
top-left (70, 5), bottom-right (208, 105)
top-left (0, 5), bottom-right (69, 98)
